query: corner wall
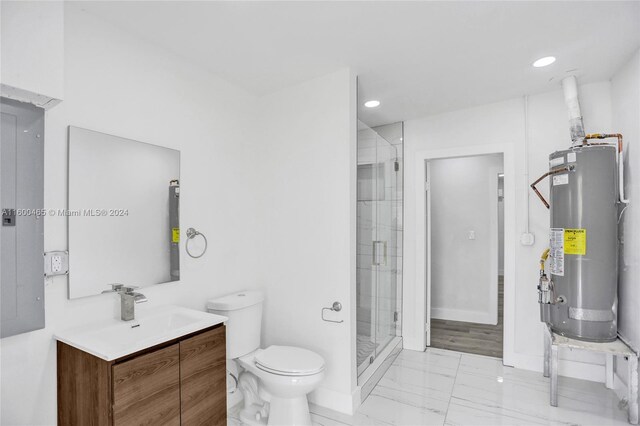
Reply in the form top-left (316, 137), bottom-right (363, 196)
top-left (612, 49), bottom-right (640, 395)
top-left (254, 68), bottom-right (358, 414)
top-left (613, 49), bottom-right (640, 353)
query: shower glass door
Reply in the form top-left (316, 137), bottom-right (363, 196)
top-left (357, 121), bottom-right (399, 377)
top-left (375, 134), bottom-right (397, 356)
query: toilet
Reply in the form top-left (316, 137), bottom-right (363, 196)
top-left (207, 291), bottom-right (325, 426)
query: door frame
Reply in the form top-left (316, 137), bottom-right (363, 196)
top-left (413, 143), bottom-right (515, 366)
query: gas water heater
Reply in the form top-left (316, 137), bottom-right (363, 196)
top-left (531, 76), bottom-right (628, 343)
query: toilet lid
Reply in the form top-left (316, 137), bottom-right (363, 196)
top-left (255, 346), bottom-right (325, 376)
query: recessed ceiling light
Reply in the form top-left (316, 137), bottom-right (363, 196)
top-left (364, 100), bottom-right (380, 108)
top-left (533, 56), bottom-right (556, 68)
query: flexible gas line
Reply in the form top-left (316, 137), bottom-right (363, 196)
top-left (539, 248), bottom-right (550, 273)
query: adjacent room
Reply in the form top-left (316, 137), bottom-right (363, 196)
top-left (427, 154), bottom-right (505, 358)
top-left (1, 1), bottom-right (639, 425)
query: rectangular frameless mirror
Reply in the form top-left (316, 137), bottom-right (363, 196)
top-left (68, 127), bottom-right (180, 299)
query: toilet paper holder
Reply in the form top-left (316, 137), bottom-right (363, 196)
top-left (321, 301), bottom-right (343, 323)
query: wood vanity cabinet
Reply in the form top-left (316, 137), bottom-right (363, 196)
top-left (57, 324), bottom-right (226, 426)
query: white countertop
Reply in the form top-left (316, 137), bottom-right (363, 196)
top-left (55, 305), bottom-right (227, 361)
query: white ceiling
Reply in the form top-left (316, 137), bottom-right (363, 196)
top-left (75, 1), bottom-right (640, 127)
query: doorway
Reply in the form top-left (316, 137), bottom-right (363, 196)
top-left (426, 154), bottom-right (504, 358)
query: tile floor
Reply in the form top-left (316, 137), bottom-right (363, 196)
top-left (230, 348), bottom-right (630, 426)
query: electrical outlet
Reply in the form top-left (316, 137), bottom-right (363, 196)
top-left (51, 255), bottom-right (62, 272)
top-left (44, 251), bottom-right (69, 276)
top-left (468, 230), bottom-right (476, 240)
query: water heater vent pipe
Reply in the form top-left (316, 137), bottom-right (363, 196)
top-left (560, 76), bottom-right (629, 204)
top-left (562, 76), bottom-right (586, 145)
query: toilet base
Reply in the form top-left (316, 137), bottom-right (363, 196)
top-left (239, 403), bottom-right (269, 426)
top-left (267, 396), bottom-right (312, 426)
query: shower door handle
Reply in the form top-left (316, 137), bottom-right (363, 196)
top-left (372, 241), bottom-right (377, 266)
top-left (372, 241), bottom-right (387, 266)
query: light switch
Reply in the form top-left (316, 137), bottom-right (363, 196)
top-left (468, 230), bottom-right (476, 240)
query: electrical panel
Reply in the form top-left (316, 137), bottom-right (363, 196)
top-left (1, 98), bottom-right (45, 338)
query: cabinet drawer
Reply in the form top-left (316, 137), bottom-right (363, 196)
top-left (180, 327), bottom-right (227, 425)
top-left (113, 344), bottom-right (181, 426)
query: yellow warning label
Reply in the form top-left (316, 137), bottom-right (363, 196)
top-left (564, 229), bottom-right (586, 255)
top-left (172, 228), bottom-right (180, 243)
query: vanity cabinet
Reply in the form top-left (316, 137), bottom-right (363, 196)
top-left (57, 324), bottom-right (226, 426)
top-left (113, 344), bottom-right (181, 425)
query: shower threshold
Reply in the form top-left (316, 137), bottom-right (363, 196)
top-left (357, 336), bottom-right (402, 391)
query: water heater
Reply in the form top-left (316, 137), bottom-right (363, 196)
top-left (536, 144), bottom-right (619, 342)
top-left (530, 76), bottom-right (628, 343)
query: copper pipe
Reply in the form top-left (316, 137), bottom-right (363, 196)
top-left (530, 166), bottom-right (573, 209)
top-left (584, 133), bottom-right (623, 152)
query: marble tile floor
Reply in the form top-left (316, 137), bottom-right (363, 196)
top-left (230, 347), bottom-right (630, 426)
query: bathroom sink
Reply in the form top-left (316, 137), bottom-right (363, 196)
top-left (54, 305), bottom-right (227, 361)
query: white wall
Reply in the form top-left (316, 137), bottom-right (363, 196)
top-left (254, 69), bottom-right (358, 414)
top-left (430, 154), bottom-right (503, 325)
top-left (612, 49), bottom-right (640, 392)
top-left (403, 81), bottom-right (614, 382)
top-left (614, 50), bottom-right (640, 352)
top-left (498, 175), bottom-right (505, 274)
top-left (0, 1), bottom-right (64, 104)
top-left (0, 6), bottom-right (261, 425)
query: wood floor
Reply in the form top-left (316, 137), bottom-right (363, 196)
top-left (430, 276), bottom-right (504, 358)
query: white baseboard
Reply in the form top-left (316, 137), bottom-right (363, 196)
top-left (308, 386), bottom-right (359, 415)
top-left (431, 307), bottom-right (497, 325)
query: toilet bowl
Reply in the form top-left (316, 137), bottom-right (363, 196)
top-left (239, 346), bottom-right (324, 425)
top-left (207, 291), bottom-right (325, 426)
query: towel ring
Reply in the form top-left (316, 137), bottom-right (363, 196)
top-left (185, 227), bottom-right (208, 258)
top-left (321, 301), bottom-right (344, 323)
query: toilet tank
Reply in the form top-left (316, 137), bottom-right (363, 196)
top-left (207, 290), bottom-right (263, 359)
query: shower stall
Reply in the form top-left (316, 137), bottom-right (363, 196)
top-left (356, 120), bottom-right (403, 379)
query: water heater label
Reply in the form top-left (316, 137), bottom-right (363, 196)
top-left (549, 157), bottom-right (565, 168)
top-left (567, 152), bottom-right (577, 163)
top-left (550, 228), bottom-right (564, 276)
top-left (564, 229), bottom-right (586, 255)
top-left (552, 174), bottom-right (569, 186)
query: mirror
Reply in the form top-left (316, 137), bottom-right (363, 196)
top-left (68, 127), bottom-right (180, 299)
